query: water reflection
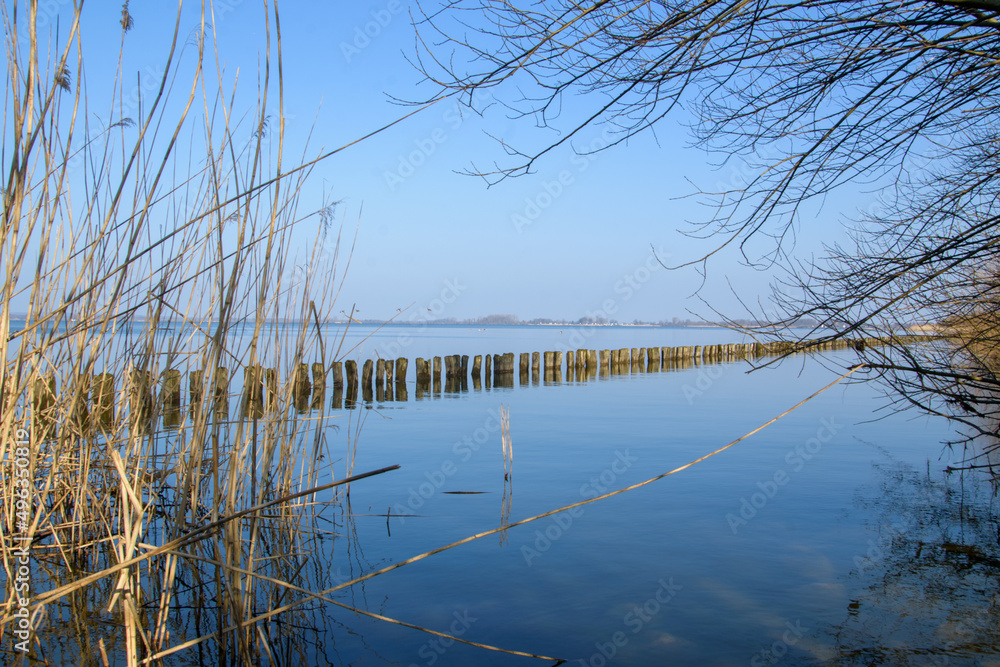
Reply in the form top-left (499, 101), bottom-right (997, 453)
top-left (825, 450), bottom-right (999, 664)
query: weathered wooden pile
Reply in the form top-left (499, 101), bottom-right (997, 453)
top-left (17, 335), bottom-right (918, 428)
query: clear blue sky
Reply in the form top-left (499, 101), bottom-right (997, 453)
top-left (20, 1), bottom-right (865, 323)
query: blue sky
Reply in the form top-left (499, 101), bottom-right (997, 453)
top-left (19, 1), bottom-right (864, 323)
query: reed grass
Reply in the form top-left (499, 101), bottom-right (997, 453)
top-left (0, 3), bottom-right (403, 664)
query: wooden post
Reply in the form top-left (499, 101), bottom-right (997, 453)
top-left (213, 367), bottom-right (229, 414)
top-left (647, 347), bottom-right (660, 372)
top-left (162, 369), bottom-right (182, 408)
top-left (376, 359), bottom-right (386, 387)
top-left (242, 365), bottom-right (263, 418)
top-left (294, 363), bottom-right (311, 397)
top-left (332, 361), bottom-right (344, 388)
top-left (445, 355), bottom-right (456, 379)
top-left (394, 357), bottom-right (407, 401)
top-left (566, 350), bottom-right (575, 381)
top-left (362, 360), bottom-right (374, 403)
top-left (433, 357), bottom-right (442, 383)
top-left (484, 354), bottom-right (492, 389)
top-left (376, 359), bottom-right (386, 403)
top-left (312, 362), bottom-right (326, 390)
top-left (259, 368), bottom-right (276, 410)
top-left (531, 351), bottom-right (540, 381)
top-left (129, 368), bottom-right (154, 426)
top-left (93, 372), bottom-right (115, 429)
top-left (344, 361), bottom-right (358, 408)
top-left (600, 349), bottom-right (610, 375)
top-left (312, 362), bottom-right (327, 410)
top-left (471, 355), bottom-right (482, 379)
top-left (71, 373), bottom-right (91, 431)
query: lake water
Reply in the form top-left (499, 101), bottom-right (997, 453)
top-left (237, 325), bottom-right (998, 666)
top-left (14, 323), bottom-right (1000, 665)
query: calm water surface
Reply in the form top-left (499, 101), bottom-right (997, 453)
top-left (255, 326), bottom-right (998, 666)
top-left (16, 323), bottom-right (1000, 664)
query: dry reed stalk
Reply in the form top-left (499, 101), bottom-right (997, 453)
top-left (0, 2), bottom-right (408, 663)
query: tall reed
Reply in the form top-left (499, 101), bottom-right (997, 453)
top-left (0, 3), bottom-right (378, 664)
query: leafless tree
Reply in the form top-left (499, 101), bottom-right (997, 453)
top-left (409, 0), bottom-right (1000, 459)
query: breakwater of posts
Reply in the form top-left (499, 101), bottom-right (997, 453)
top-left (14, 336), bottom-right (923, 432)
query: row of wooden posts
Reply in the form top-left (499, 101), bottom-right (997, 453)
top-left (22, 336), bottom-right (888, 428)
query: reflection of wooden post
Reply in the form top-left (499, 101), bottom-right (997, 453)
top-left (566, 351), bottom-right (575, 381)
top-left (519, 353), bottom-right (529, 375)
top-left (461, 355), bottom-right (469, 377)
top-left (531, 352), bottom-right (540, 380)
top-left (433, 357), bottom-right (442, 384)
top-left (554, 351), bottom-right (563, 375)
top-left (600, 350), bottom-right (610, 375)
top-left (484, 354), bottom-right (492, 389)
